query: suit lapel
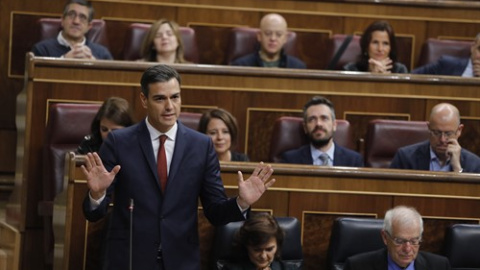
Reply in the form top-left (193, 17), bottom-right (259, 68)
top-left (168, 122), bottom-right (187, 185)
top-left (413, 252), bottom-right (427, 270)
top-left (302, 145), bottom-right (314, 164)
top-left (417, 141), bottom-right (431, 170)
top-left (137, 120), bottom-right (159, 185)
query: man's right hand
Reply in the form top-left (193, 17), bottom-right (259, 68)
top-left (64, 44), bottom-right (96, 59)
top-left (81, 152), bottom-right (120, 200)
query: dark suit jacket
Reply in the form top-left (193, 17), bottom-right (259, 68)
top-left (390, 140), bottom-right (480, 173)
top-left (231, 50), bottom-right (306, 69)
top-left (281, 143), bottom-right (364, 167)
top-left (83, 120), bottom-right (245, 270)
top-left (412, 55), bottom-right (469, 76)
top-left (344, 248), bottom-right (451, 270)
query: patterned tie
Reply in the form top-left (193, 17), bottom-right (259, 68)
top-left (319, 153), bottom-right (329, 166)
top-left (157, 135), bottom-right (168, 192)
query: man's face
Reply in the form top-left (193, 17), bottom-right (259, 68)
top-left (303, 104), bottom-right (336, 148)
top-left (61, 3), bottom-right (92, 42)
top-left (382, 221), bottom-right (421, 268)
top-left (257, 16), bottom-right (287, 58)
top-left (140, 78), bottom-right (181, 133)
top-left (428, 114), bottom-right (462, 160)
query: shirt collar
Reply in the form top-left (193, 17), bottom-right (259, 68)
top-left (310, 143), bottom-right (335, 164)
top-left (145, 117), bottom-right (178, 142)
top-left (57, 31), bottom-right (86, 48)
top-left (429, 146), bottom-right (451, 171)
top-left (387, 253), bottom-right (415, 270)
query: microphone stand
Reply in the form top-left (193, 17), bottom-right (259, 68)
top-left (129, 199), bottom-right (134, 270)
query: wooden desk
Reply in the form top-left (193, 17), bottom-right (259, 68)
top-left (10, 55), bottom-right (480, 269)
top-left (55, 153), bottom-right (480, 270)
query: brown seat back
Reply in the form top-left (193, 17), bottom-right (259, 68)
top-left (41, 102), bottom-right (101, 265)
top-left (122, 23), bottom-right (199, 62)
top-left (326, 34), bottom-right (361, 70)
top-left (364, 119), bottom-right (430, 168)
top-left (37, 18), bottom-right (109, 48)
top-left (417, 38), bottom-right (472, 67)
top-left (178, 112), bottom-right (202, 130)
top-left (225, 27), bottom-right (298, 65)
top-left (268, 116), bottom-right (354, 163)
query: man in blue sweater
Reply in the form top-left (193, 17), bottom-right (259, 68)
top-left (32, 0), bottom-right (112, 60)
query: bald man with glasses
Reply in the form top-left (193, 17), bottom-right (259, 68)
top-left (344, 205), bottom-right (451, 270)
top-left (390, 103), bottom-right (480, 173)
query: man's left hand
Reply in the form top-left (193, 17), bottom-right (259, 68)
top-left (236, 162), bottom-right (275, 209)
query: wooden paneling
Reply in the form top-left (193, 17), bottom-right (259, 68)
top-left (11, 56), bottom-right (480, 269)
top-left (4, 0), bottom-right (480, 180)
top-left (55, 155), bottom-right (480, 270)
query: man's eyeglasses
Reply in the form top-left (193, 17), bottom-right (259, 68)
top-left (429, 129), bottom-right (458, 139)
top-left (65, 10), bottom-right (89, 23)
top-left (385, 231), bottom-right (422, 246)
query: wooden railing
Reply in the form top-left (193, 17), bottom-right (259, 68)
top-left (9, 55), bottom-right (480, 270)
top-left (55, 152), bottom-right (480, 270)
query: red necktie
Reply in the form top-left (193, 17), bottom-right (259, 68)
top-left (157, 135), bottom-right (168, 192)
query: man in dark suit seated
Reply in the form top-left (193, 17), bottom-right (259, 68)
top-left (81, 65), bottom-right (276, 270)
top-left (32, 0), bottom-right (112, 60)
top-left (390, 103), bottom-right (480, 173)
top-left (344, 205), bottom-right (451, 270)
top-left (412, 33), bottom-right (480, 77)
top-left (231, 13), bottom-right (306, 69)
top-left (281, 96), bottom-right (363, 167)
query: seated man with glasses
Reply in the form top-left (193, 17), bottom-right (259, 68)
top-left (344, 205), bottom-right (451, 270)
top-left (32, 0), bottom-right (112, 60)
top-left (390, 102), bottom-right (480, 173)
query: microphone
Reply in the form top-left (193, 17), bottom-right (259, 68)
top-left (129, 199), bottom-right (134, 270)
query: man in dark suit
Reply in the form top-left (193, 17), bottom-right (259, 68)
top-left (413, 33), bottom-right (480, 77)
top-left (231, 13), bottom-right (306, 69)
top-left (390, 103), bottom-right (480, 173)
top-left (81, 65), bottom-right (275, 270)
top-left (281, 96), bottom-right (363, 167)
top-left (344, 205), bottom-right (451, 270)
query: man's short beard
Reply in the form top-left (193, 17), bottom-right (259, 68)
top-left (309, 135), bottom-right (333, 148)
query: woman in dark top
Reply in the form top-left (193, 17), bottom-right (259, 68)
top-left (219, 213), bottom-right (299, 270)
top-left (77, 96), bottom-right (134, 154)
top-left (198, 108), bottom-right (249, 162)
top-left (343, 20), bottom-right (408, 74)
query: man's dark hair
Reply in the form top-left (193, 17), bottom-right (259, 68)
top-left (140, 65), bottom-right (181, 97)
top-left (63, 0), bottom-right (94, 22)
top-left (303, 96), bottom-right (336, 121)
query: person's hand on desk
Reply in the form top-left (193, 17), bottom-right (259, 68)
top-left (81, 152), bottom-right (120, 200)
top-left (369, 57), bottom-right (392, 74)
top-left (236, 162), bottom-right (275, 209)
top-left (64, 44), bottom-right (96, 59)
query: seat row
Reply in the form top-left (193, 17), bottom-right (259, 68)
top-left (212, 216), bottom-right (480, 270)
top-left (36, 18), bottom-right (473, 69)
top-left (269, 116), bottom-right (430, 168)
